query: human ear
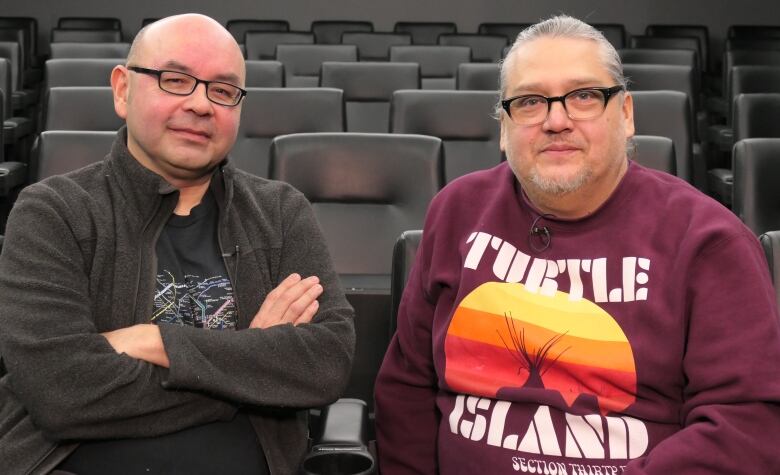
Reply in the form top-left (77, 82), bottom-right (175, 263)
top-left (622, 92), bottom-right (635, 138)
top-left (110, 65), bottom-right (130, 120)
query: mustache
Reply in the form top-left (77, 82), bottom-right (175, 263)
top-left (537, 139), bottom-right (584, 152)
top-left (167, 123), bottom-right (214, 138)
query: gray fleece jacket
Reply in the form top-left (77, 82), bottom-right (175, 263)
top-left (0, 129), bottom-right (355, 474)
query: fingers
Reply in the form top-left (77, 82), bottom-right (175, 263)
top-left (293, 299), bottom-right (319, 326)
top-left (250, 274), bottom-right (324, 329)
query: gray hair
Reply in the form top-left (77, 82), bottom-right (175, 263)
top-left (496, 15), bottom-right (627, 116)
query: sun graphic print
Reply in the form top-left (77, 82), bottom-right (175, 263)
top-left (444, 281), bottom-right (637, 416)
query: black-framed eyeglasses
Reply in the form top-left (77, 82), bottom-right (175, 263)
top-left (127, 66), bottom-right (247, 107)
top-left (501, 85), bottom-right (624, 126)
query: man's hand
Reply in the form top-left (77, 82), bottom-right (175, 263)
top-left (250, 273), bottom-right (323, 329)
top-left (102, 324), bottom-right (171, 368)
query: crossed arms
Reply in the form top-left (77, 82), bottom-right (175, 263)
top-left (0, 182), bottom-right (355, 441)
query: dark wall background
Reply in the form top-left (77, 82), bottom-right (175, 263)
top-left (2, 0), bottom-right (776, 57)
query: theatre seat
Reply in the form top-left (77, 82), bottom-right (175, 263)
top-left (320, 61), bottom-right (419, 132)
top-left (270, 132), bottom-right (442, 409)
top-left (732, 138), bottom-right (780, 236)
top-left (244, 31), bottom-right (314, 60)
top-left (0, 58), bottom-right (32, 148)
top-left (51, 29), bottom-right (122, 43)
top-left (389, 45), bottom-right (470, 90)
top-left (630, 35), bottom-right (704, 72)
top-left (391, 89), bottom-right (500, 182)
top-left (390, 229), bottom-right (422, 331)
top-left (477, 22), bottom-right (531, 42)
top-left (624, 63), bottom-right (701, 133)
top-left (271, 132), bottom-right (441, 283)
top-left (35, 130), bottom-right (116, 181)
top-left (631, 90), bottom-right (694, 185)
top-left (275, 44), bottom-right (357, 87)
top-left (645, 24), bottom-right (710, 71)
top-left (340, 32), bottom-right (411, 61)
top-left (43, 87), bottom-right (121, 131)
top-left (225, 19), bottom-right (289, 44)
top-left (438, 33), bottom-right (507, 63)
top-left (245, 60), bottom-right (284, 87)
top-left (57, 17), bottom-right (121, 30)
top-left (310, 20), bottom-right (373, 44)
top-left (456, 63), bottom-right (499, 90)
top-left (49, 42), bottom-right (129, 59)
top-left (632, 135), bottom-right (676, 175)
top-left (592, 23), bottom-right (626, 49)
top-left (393, 21), bottom-right (456, 45)
top-left (233, 88), bottom-right (344, 177)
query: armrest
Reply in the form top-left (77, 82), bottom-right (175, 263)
top-left (0, 161), bottom-right (27, 196)
top-left (301, 398), bottom-right (376, 475)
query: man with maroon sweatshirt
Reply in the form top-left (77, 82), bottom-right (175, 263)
top-left (375, 15), bottom-right (780, 474)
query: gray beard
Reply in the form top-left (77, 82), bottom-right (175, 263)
top-left (527, 167), bottom-right (593, 196)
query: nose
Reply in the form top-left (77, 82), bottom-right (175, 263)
top-left (542, 100), bottom-right (572, 133)
top-left (183, 82), bottom-right (214, 116)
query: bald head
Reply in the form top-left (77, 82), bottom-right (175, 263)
top-left (127, 14), bottom-right (244, 83)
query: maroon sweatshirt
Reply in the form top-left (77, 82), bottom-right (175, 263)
top-left (375, 160), bottom-right (780, 474)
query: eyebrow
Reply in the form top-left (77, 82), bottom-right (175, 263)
top-left (508, 78), bottom-right (608, 96)
top-left (160, 60), bottom-right (242, 85)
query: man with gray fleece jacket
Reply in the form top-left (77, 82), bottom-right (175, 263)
top-left (0, 14), bottom-right (354, 474)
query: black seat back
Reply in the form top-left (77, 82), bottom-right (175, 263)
top-left (244, 31), bottom-right (314, 60)
top-left (645, 24), bottom-right (709, 71)
top-left (49, 42), bottom-right (129, 59)
top-left (234, 88), bottom-right (345, 177)
top-left (394, 21), bottom-right (456, 45)
top-left (391, 89), bottom-right (500, 182)
top-left (226, 19), bottom-right (289, 43)
top-left (390, 230), bottom-right (423, 332)
top-left (270, 132), bottom-right (442, 278)
top-left (632, 135), bottom-right (676, 175)
top-left (438, 34), bottom-right (507, 63)
top-left (58, 17), bottom-right (121, 30)
top-left (311, 20), bottom-right (373, 44)
top-left (51, 29), bottom-right (122, 43)
top-left (390, 45), bottom-right (471, 90)
top-left (477, 22), bottom-right (531, 42)
top-left (734, 93), bottom-right (780, 142)
top-left (630, 35), bottom-right (703, 71)
top-left (732, 138), bottom-right (780, 236)
top-left (631, 90), bottom-right (693, 183)
top-left (457, 63), bottom-right (499, 90)
top-left (44, 87), bottom-right (121, 131)
top-left (340, 32), bottom-right (411, 61)
top-left (624, 63), bottom-right (699, 118)
top-left (276, 44), bottom-right (357, 87)
top-left (35, 130), bottom-right (116, 180)
top-left (592, 23), bottom-right (626, 49)
top-left (321, 61), bottom-right (419, 132)
top-left (45, 58), bottom-right (122, 90)
top-left (245, 60), bottom-right (284, 87)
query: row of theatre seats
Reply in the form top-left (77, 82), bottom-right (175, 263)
top-left (13, 52), bottom-right (778, 194)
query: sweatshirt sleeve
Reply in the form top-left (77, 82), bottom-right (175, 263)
top-left (626, 228), bottom-right (780, 474)
top-left (374, 226), bottom-right (441, 474)
top-left (157, 189), bottom-right (356, 409)
top-left (0, 185), bottom-right (237, 441)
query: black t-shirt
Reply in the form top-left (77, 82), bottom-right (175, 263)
top-left (153, 190), bottom-right (237, 330)
top-left (59, 191), bottom-right (268, 474)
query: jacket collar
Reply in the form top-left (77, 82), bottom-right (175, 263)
top-left (105, 126), bottom-right (236, 220)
